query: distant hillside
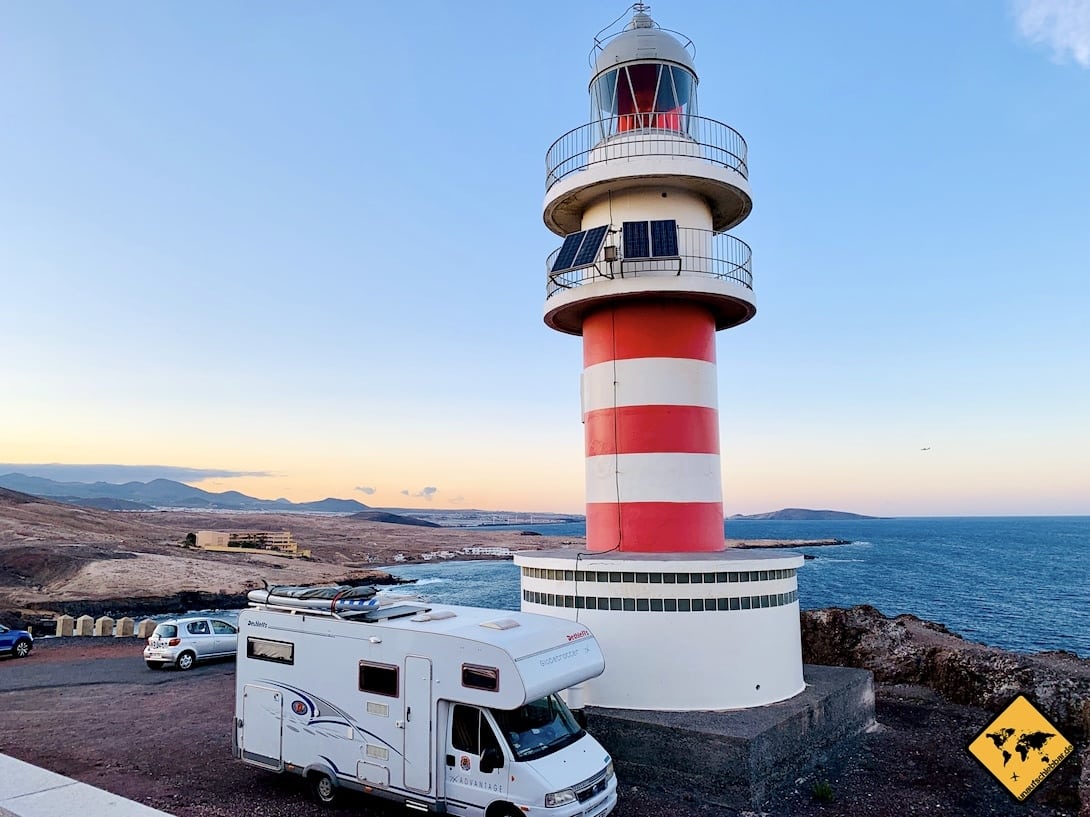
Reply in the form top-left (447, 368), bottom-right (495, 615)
top-left (0, 473), bottom-right (370, 513)
top-left (0, 486), bottom-right (57, 506)
top-left (728, 508), bottom-right (878, 521)
top-left (60, 496), bottom-right (155, 511)
top-left (349, 511), bottom-right (440, 528)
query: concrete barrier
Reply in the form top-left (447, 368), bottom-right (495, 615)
top-left (74, 615), bottom-right (94, 636)
top-left (136, 619), bottom-right (157, 639)
top-left (55, 615), bottom-right (74, 637)
top-left (93, 616), bottom-right (115, 636)
top-left (115, 617), bottom-right (135, 637)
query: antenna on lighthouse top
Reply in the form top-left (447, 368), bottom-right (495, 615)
top-left (589, 4), bottom-right (696, 70)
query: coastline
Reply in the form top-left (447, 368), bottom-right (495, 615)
top-left (0, 534), bottom-right (846, 630)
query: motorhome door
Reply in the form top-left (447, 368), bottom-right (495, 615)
top-left (404, 655), bottom-right (432, 793)
top-left (240, 684), bottom-right (283, 770)
top-left (444, 705), bottom-right (508, 811)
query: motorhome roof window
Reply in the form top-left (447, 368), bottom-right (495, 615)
top-left (462, 664), bottom-right (499, 692)
top-left (359, 661), bottom-right (399, 697)
top-left (247, 636), bottom-right (294, 665)
top-left (480, 618), bottom-right (519, 631)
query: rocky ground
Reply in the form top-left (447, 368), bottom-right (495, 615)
top-left (800, 605), bottom-right (1090, 816)
top-left (0, 488), bottom-right (554, 622)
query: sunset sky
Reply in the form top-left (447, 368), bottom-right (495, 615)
top-left (3, 1), bottom-right (1089, 516)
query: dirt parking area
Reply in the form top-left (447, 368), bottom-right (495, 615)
top-left (0, 639), bottom-right (1080, 817)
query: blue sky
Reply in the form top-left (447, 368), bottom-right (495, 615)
top-left (2, 1), bottom-right (1088, 516)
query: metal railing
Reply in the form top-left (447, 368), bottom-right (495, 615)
top-left (545, 116), bottom-right (748, 190)
top-left (546, 227), bottom-right (752, 299)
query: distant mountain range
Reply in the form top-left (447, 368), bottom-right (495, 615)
top-left (0, 473), bottom-right (371, 513)
top-left (728, 508), bottom-right (878, 521)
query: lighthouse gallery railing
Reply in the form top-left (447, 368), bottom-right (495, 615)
top-left (545, 227), bottom-right (752, 299)
top-left (545, 116), bottom-right (749, 190)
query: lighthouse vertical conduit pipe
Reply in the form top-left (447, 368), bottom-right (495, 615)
top-left (516, 6), bottom-right (806, 711)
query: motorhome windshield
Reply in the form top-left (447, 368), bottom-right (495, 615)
top-left (491, 694), bottom-right (585, 761)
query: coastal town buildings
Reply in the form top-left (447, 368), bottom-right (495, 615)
top-left (192, 530), bottom-right (311, 558)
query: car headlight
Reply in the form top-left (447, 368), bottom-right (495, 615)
top-left (605, 760), bottom-right (614, 780)
top-left (544, 788), bottom-right (576, 807)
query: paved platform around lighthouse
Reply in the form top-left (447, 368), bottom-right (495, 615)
top-left (583, 664), bottom-right (876, 808)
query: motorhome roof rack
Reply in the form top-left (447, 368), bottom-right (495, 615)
top-left (246, 582), bottom-right (428, 620)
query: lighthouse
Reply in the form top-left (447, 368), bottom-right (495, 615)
top-left (516, 7), bottom-right (805, 711)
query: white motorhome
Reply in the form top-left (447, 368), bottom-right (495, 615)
top-left (233, 585), bottom-right (617, 817)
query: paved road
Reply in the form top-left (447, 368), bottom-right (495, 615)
top-left (0, 648), bottom-right (234, 692)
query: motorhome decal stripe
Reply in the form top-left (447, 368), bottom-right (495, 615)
top-left (263, 680), bottom-right (402, 755)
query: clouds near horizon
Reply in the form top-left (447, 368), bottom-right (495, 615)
top-left (1013, 0), bottom-right (1090, 66)
top-left (355, 485), bottom-right (377, 495)
top-left (401, 486), bottom-right (438, 500)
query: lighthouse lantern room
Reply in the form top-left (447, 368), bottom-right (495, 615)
top-left (517, 6), bottom-right (806, 712)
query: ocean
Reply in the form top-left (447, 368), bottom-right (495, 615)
top-left (385, 516), bottom-right (1090, 658)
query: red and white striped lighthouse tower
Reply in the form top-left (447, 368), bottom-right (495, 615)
top-left (516, 6), bottom-right (805, 711)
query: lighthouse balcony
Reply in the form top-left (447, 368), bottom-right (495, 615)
top-left (543, 227), bottom-right (755, 335)
top-left (544, 117), bottom-right (752, 235)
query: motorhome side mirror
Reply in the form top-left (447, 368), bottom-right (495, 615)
top-left (479, 748), bottom-right (504, 774)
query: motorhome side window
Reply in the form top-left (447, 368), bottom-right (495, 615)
top-left (451, 705), bottom-right (502, 756)
top-left (247, 637), bottom-right (294, 665)
top-left (359, 661), bottom-right (399, 697)
top-left (462, 664), bottom-right (499, 691)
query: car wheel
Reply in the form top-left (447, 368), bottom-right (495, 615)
top-left (13, 638), bottom-right (32, 658)
top-left (176, 651), bottom-right (196, 671)
top-left (310, 771), bottom-right (337, 805)
top-left (145, 661), bottom-right (163, 670)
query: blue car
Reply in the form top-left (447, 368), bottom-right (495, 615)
top-left (0, 624), bottom-right (33, 659)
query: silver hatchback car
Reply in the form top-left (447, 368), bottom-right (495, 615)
top-left (144, 616), bottom-right (238, 670)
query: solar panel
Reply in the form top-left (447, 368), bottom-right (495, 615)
top-left (622, 221), bottom-right (650, 259)
top-left (650, 220), bottom-right (679, 257)
top-left (552, 231), bottom-right (586, 273)
top-left (573, 225), bottom-right (609, 268)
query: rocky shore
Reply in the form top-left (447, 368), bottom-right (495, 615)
top-left (801, 605), bottom-right (1090, 815)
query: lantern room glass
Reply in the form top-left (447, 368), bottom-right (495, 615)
top-left (592, 63), bottom-right (697, 137)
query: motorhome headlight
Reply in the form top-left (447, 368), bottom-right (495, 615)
top-left (544, 788), bottom-right (576, 807)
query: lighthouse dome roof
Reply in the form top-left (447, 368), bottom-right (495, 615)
top-left (591, 13), bottom-right (696, 81)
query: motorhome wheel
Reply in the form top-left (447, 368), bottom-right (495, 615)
top-left (309, 772), bottom-right (337, 805)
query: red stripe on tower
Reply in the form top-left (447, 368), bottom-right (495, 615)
top-left (582, 303), bottom-right (724, 553)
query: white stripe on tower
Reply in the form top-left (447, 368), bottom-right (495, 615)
top-left (582, 358), bottom-right (718, 413)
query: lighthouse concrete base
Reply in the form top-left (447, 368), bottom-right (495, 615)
top-left (584, 664), bottom-right (876, 808)
top-left (515, 549), bottom-right (806, 710)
